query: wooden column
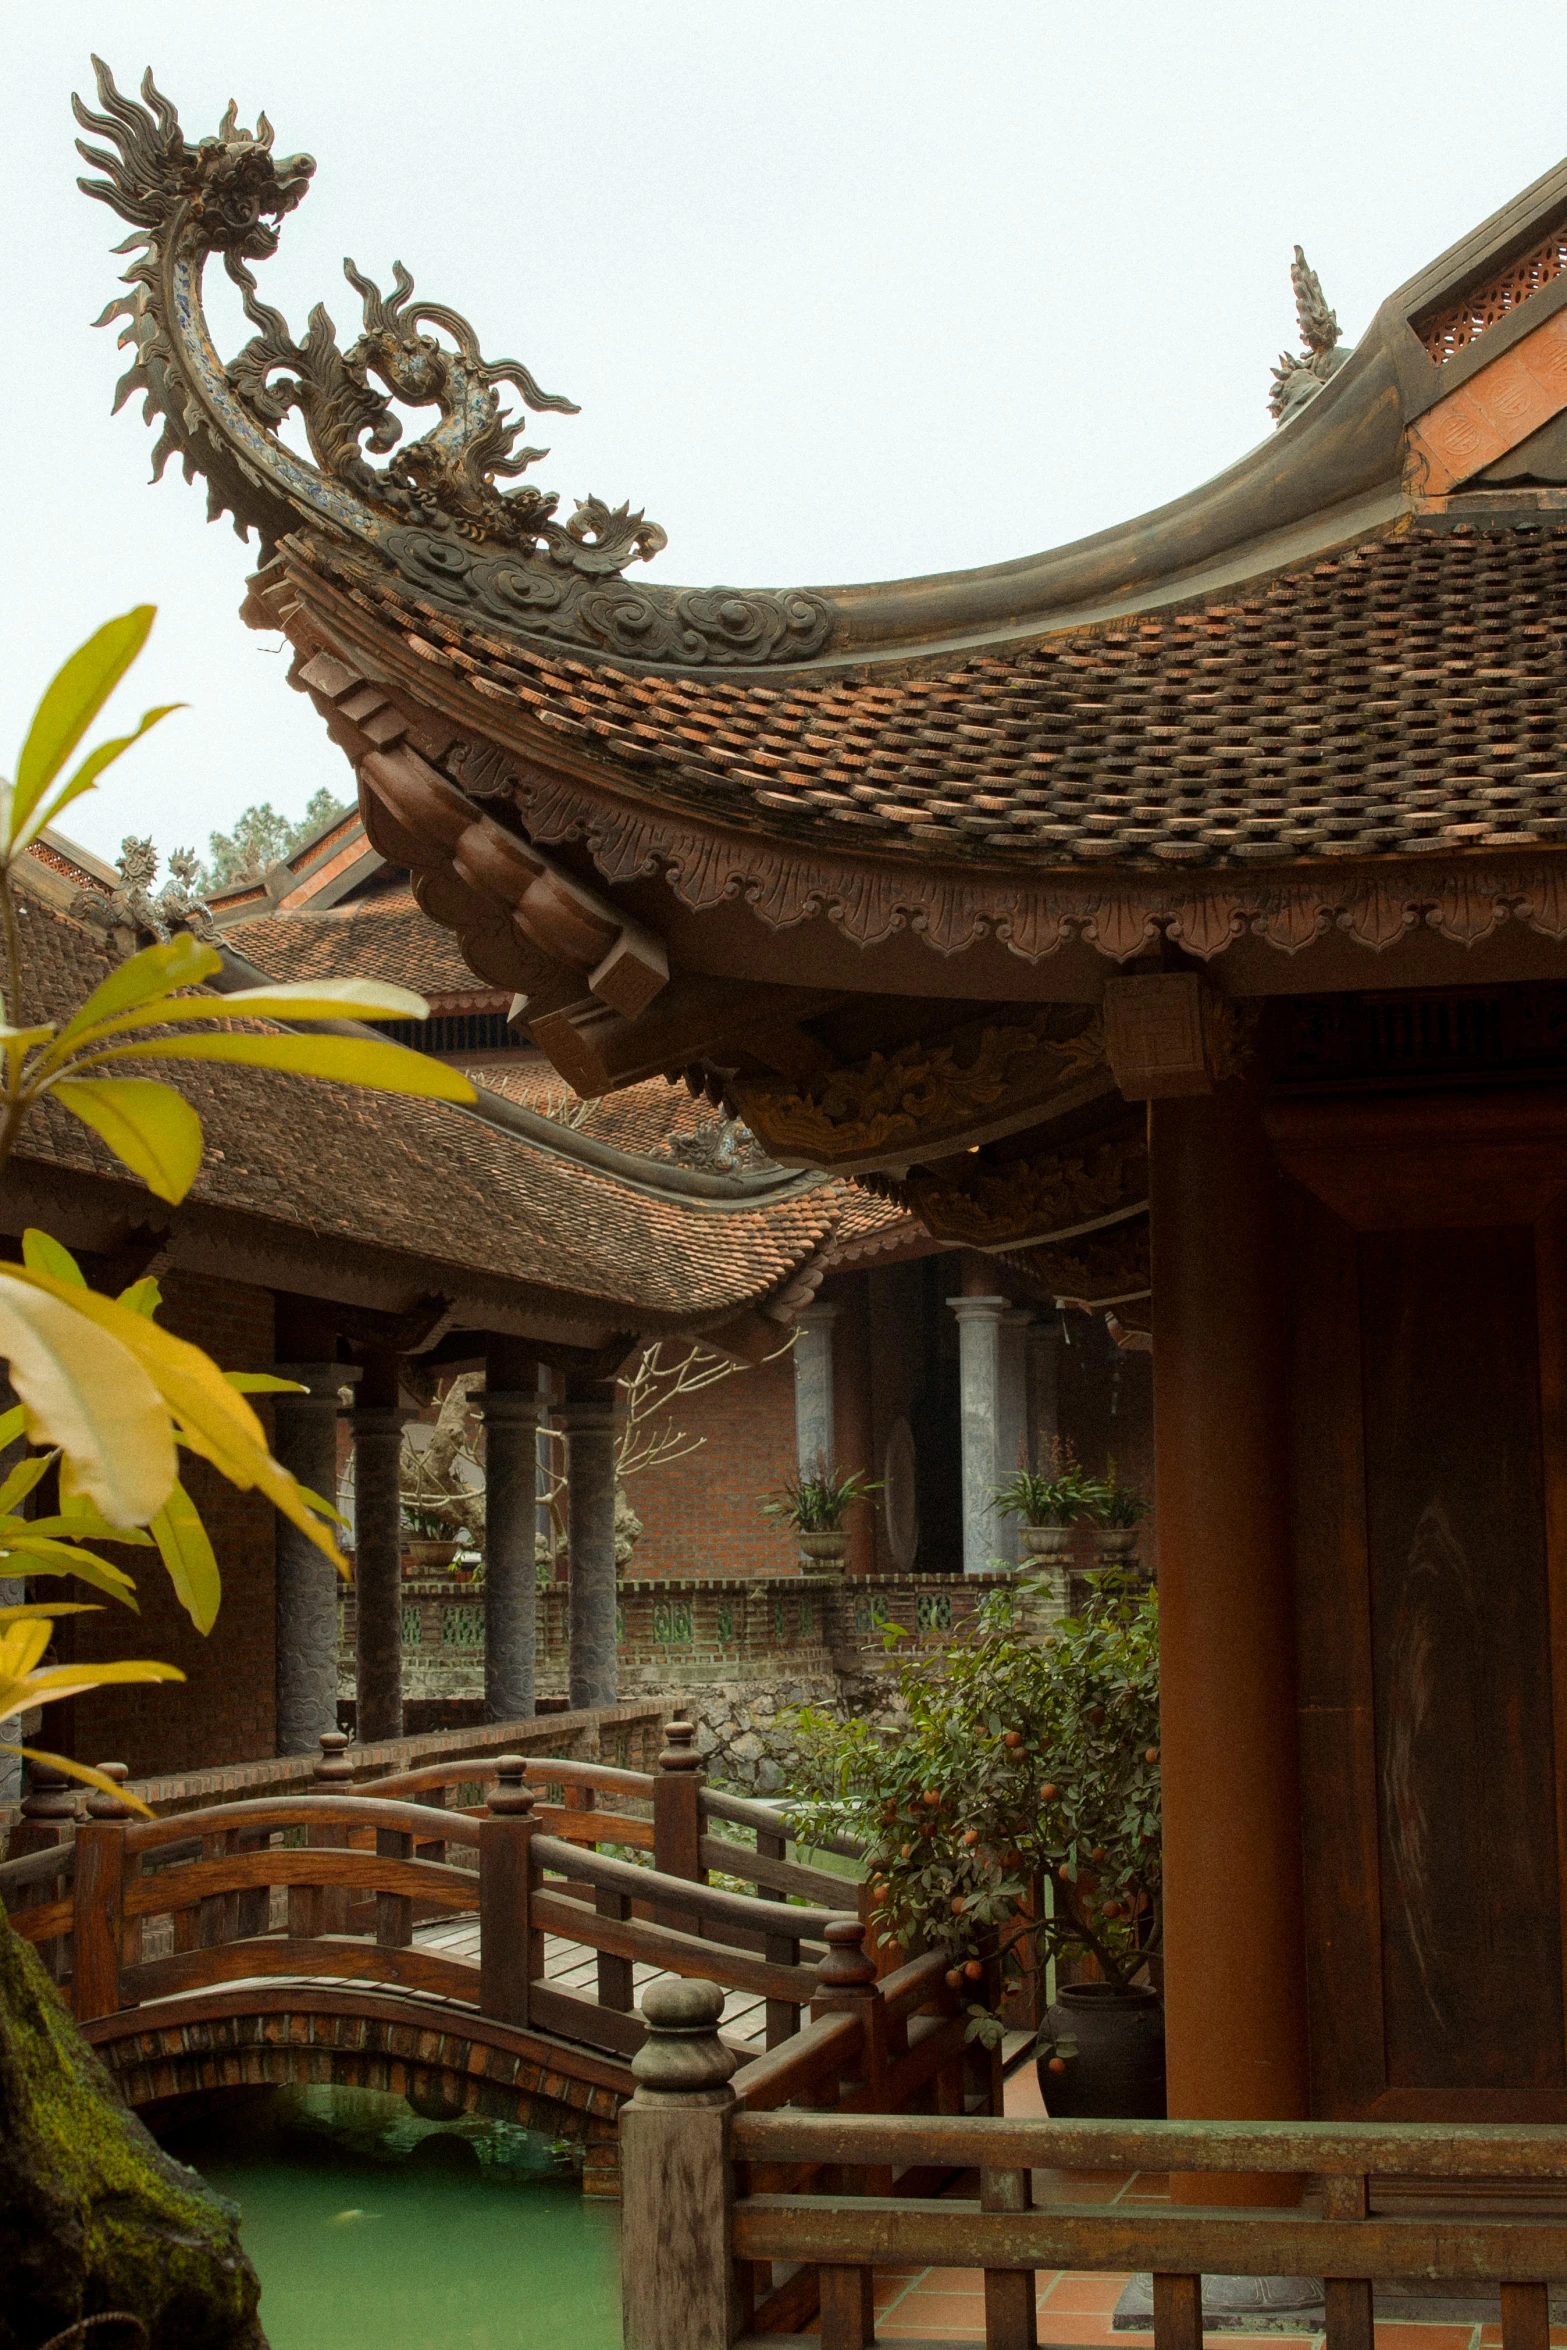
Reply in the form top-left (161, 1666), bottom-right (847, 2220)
top-left (481, 1342), bottom-right (542, 1724)
top-left (352, 1348), bottom-right (408, 1746)
top-left (1150, 1081), bottom-right (1308, 2197)
top-left (562, 1382), bottom-right (619, 1711)
top-left (272, 1361), bottom-right (350, 1757)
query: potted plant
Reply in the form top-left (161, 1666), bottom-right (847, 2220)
top-left (1085, 1459), bottom-right (1150, 1562)
top-left (786, 1573), bottom-right (1164, 2117)
top-left (991, 1436), bottom-right (1097, 1560)
top-left (761, 1456), bottom-right (881, 1564)
top-left (400, 1506), bottom-right (461, 1573)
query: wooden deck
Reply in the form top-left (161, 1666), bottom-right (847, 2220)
top-left (417, 1910), bottom-right (771, 2053)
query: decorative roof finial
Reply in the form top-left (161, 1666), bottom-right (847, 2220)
top-left (1268, 245), bottom-right (1352, 427)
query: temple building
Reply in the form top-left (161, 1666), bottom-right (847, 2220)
top-left (77, 62), bottom-right (1567, 2146)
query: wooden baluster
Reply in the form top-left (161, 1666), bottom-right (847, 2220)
top-left (1152, 2275), bottom-right (1203, 2350)
top-left (1322, 2174), bottom-right (1372, 2350)
top-left (1500, 2284), bottom-right (1551, 2350)
top-left (376, 1824), bottom-right (414, 1948)
top-left (819, 2265), bottom-right (874, 2350)
top-left (14, 1762), bottom-right (79, 1984)
top-left (620, 1979), bottom-right (739, 2350)
top-left (480, 1767), bottom-right (538, 2027)
top-left (414, 1779), bottom-right (447, 1866)
top-left (72, 1819), bottom-right (127, 2022)
top-left (293, 1729), bottom-right (352, 1938)
top-left (755, 1816), bottom-right (787, 1903)
top-left (982, 2165), bottom-right (1037, 2350)
top-left (565, 1770), bottom-right (597, 1846)
top-left (653, 1713), bottom-right (704, 1932)
top-left (596, 1883), bottom-right (635, 2011)
top-left (234, 1827), bottom-right (271, 1940)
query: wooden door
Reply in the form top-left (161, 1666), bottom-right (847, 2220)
top-left (1274, 1089), bottom-right (1567, 2120)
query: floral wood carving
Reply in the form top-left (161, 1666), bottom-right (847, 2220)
top-left (1010, 1218), bottom-right (1151, 1305)
top-left (907, 1133), bottom-right (1146, 1251)
top-left (732, 1015), bottom-right (1105, 1168)
top-left (75, 60), bottom-right (832, 669)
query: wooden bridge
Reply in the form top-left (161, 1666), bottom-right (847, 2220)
top-left (0, 1721), bottom-right (983, 2211)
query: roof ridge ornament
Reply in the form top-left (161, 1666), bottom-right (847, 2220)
top-left (74, 59), bottom-right (832, 669)
top-left (1268, 245), bottom-right (1352, 427)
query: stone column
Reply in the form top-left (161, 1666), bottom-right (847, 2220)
top-left (351, 1350), bottom-right (410, 1747)
top-left (948, 1294), bottom-right (1008, 1577)
top-left (792, 1301), bottom-right (839, 1473)
top-left (273, 1363), bottom-right (352, 1757)
top-left (1151, 1082), bottom-right (1309, 2199)
top-left (562, 1385), bottom-right (619, 1711)
top-left (479, 1385), bottom-right (542, 1723)
top-left (994, 1308), bottom-right (1033, 1567)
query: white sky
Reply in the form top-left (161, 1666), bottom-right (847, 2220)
top-left (6, 1), bottom-right (1567, 866)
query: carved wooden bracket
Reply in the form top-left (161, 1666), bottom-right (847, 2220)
top-left (358, 742), bottom-right (669, 1022)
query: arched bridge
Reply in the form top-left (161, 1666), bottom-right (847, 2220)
top-left (1, 1740), bottom-right (908, 2198)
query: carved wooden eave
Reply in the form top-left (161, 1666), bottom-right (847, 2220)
top-left (76, 61), bottom-right (1567, 1199)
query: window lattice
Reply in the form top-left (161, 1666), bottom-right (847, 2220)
top-left (1418, 218), bottom-right (1567, 362)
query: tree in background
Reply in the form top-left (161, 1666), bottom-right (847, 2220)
top-left (201, 783), bottom-right (348, 891)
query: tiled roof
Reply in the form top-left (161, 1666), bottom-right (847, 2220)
top-left (9, 901), bottom-right (842, 1328)
top-left (226, 886), bottom-right (488, 999)
top-left (300, 517), bottom-right (1567, 871)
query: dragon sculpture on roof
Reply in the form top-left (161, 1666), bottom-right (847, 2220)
top-left (75, 59), bottom-right (832, 666)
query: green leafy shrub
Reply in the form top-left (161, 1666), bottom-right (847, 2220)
top-left (761, 1455), bottom-right (881, 1532)
top-left (785, 1575), bottom-right (1161, 2040)
top-left (990, 1436), bottom-right (1097, 1528)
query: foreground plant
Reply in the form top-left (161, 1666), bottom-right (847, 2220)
top-left (785, 1576), bottom-right (1161, 2044)
top-left (761, 1454), bottom-right (881, 1533)
top-left (0, 606), bottom-right (476, 1795)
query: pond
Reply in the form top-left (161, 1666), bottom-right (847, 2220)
top-left (160, 2086), bottom-right (622, 2350)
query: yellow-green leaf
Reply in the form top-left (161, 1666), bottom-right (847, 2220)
top-left (0, 1450), bottom-right (52, 1515)
top-left (0, 1744), bottom-right (155, 1815)
top-left (117, 1276), bottom-right (163, 1318)
top-left (54, 1077), bottom-right (204, 1203)
top-left (11, 607), bottom-right (156, 840)
top-left (22, 1229), bottom-right (86, 1286)
top-left (0, 1404), bottom-right (23, 1451)
top-left (51, 934), bottom-right (221, 1057)
top-left (0, 1533), bottom-right (140, 1603)
top-left (0, 1266), bottom-right (175, 1524)
top-left (149, 1476), bottom-right (220, 1634)
top-left (21, 702), bottom-right (183, 851)
top-left (226, 1372), bottom-right (306, 1394)
top-left (0, 1602), bottom-right (100, 1624)
top-left (209, 978), bottom-right (432, 1020)
top-left (90, 1030), bottom-right (477, 1100)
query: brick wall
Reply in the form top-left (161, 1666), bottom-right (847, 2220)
top-left (65, 1271), bottom-right (277, 1779)
top-left (624, 1346), bottom-right (801, 1579)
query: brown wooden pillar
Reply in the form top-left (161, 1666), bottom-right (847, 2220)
top-left (1150, 1080), bottom-right (1309, 2196)
top-left (352, 1346), bottom-right (409, 1746)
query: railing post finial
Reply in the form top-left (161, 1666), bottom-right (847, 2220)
top-left (815, 1915), bottom-right (877, 2003)
top-left (19, 1758), bottom-right (79, 1828)
top-left (314, 1729), bottom-right (353, 1788)
top-left (85, 1763), bottom-right (133, 1821)
top-left (658, 1711), bottom-right (701, 1774)
top-left (487, 1756), bottom-right (535, 1816)
top-left (632, 1977), bottom-right (738, 2098)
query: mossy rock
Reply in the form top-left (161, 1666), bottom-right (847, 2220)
top-left (0, 1908), bottom-right (264, 2350)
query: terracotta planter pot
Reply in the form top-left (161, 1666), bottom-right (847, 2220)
top-left (797, 1530), bottom-right (850, 1564)
top-left (402, 1539), bottom-right (460, 1570)
top-left (1036, 1982), bottom-right (1166, 2117)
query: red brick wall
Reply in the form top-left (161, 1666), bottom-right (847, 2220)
top-left (67, 1271), bottom-right (277, 1778)
top-left (626, 1349), bottom-right (800, 1579)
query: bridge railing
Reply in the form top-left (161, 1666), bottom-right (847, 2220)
top-left (621, 1993), bottom-right (1567, 2350)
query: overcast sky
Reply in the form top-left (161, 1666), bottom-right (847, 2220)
top-left (7, 2), bottom-right (1567, 868)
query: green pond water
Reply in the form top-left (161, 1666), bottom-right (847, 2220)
top-left (162, 2087), bottom-right (621, 2350)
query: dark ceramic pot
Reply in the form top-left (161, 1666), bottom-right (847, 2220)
top-left (1036, 1982), bottom-right (1166, 2117)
